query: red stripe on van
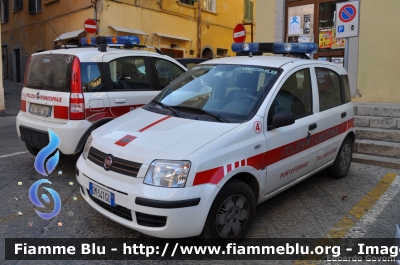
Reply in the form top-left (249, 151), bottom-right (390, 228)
top-left (54, 106), bottom-right (69, 119)
top-left (20, 100), bottom-right (26, 112)
top-left (138, 116), bottom-right (171, 133)
top-left (193, 166), bottom-right (225, 186)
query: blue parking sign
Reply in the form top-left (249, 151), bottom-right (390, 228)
top-left (338, 25), bottom-right (345, 33)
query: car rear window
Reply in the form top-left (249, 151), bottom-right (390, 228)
top-left (25, 54), bottom-right (72, 92)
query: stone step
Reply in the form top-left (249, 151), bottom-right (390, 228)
top-left (355, 115), bottom-right (400, 129)
top-left (355, 139), bottom-right (400, 158)
top-left (352, 153), bottom-right (400, 170)
top-left (354, 103), bottom-right (400, 118)
top-left (355, 127), bottom-right (400, 142)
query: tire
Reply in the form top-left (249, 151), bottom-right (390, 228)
top-left (201, 179), bottom-right (256, 239)
top-left (25, 143), bottom-right (39, 156)
top-left (328, 137), bottom-right (353, 179)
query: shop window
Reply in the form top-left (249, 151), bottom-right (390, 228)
top-left (203, 0), bottom-right (215, 12)
top-left (1, 0), bottom-right (9, 23)
top-left (244, 0), bottom-right (253, 22)
top-left (29, 0), bottom-right (41, 14)
top-left (13, 0), bottom-right (22, 11)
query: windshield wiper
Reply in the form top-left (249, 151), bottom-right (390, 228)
top-left (28, 85), bottom-right (44, 88)
top-left (171, 105), bottom-right (229, 123)
top-left (151, 99), bottom-right (182, 118)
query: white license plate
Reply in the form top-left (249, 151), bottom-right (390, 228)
top-left (29, 103), bottom-right (51, 117)
top-left (89, 182), bottom-right (115, 207)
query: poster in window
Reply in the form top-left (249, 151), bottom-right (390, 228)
top-left (288, 36), bottom-right (299, 43)
top-left (303, 14), bottom-right (311, 34)
top-left (298, 34), bottom-right (312, 43)
top-left (289, 16), bottom-right (302, 35)
top-left (319, 29), bottom-right (332, 49)
top-left (332, 38), bottom-right (346, 49)
top-left (331, 57), bottom-right (344, 67)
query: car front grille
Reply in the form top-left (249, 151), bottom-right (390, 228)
top-left (88, 147), bottom-right (142, 177)
top-left (88, 189), bottom-right (133, 221)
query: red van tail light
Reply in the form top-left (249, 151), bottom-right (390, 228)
top-left (69, 57), bottom-right (85, 120)
top-left (23, 56), bottom-right (32, 87)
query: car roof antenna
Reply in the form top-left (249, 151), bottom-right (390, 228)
top-left (47, 21), bottom-right (69, 49)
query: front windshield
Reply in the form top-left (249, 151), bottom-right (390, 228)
top-left (146, 64), bottom-right (280, 123)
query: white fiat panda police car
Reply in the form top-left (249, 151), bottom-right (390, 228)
top-left (16, 36), bottom-right (186, 156)
top-left (76, 42), bottom-right (355, 239)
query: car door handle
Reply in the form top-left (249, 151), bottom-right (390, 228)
top-left (115, 99), bottom-right (127, 103)
top-left (309, 123), bottom-right (317, 131)
top-left (341, 112), bottom-right (347, 118)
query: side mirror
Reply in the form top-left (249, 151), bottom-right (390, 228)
top-left (268, 112), bottom-right (295, 130)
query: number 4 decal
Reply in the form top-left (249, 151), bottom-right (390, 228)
top-left (254, 121), bottom-right (262, 134)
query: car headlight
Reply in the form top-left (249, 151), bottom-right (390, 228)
top-left (82, 135), bottom-right (93, 160)
top-left (144, 160), bottom-right (191, 188)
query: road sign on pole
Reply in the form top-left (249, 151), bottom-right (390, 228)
top-left (84, 19), bottom-right (97, 34)
top-left (335, 1), bottom-right (359, 38)
top-left (233, 24), bottom-right (246, 43)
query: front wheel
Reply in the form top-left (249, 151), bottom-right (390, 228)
top-left (328, 137), bottom-right (353, 178)
top-left (202, 179), bottom-right (256, 239)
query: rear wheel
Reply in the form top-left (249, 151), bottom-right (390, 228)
top-left (328, 137), bottom-right (353, 178)
top-left (202, 179), bottom-right (256, 239)
top-left (25, 143), bottom-right (39, 156)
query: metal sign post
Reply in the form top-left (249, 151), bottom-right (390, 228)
top-left (335, 1), bottom-right (360, 71)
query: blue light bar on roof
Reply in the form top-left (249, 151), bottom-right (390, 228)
top-left (232, 42), bottom-right (318, 54)
top-left (80, 36), bottom-right (140, 46)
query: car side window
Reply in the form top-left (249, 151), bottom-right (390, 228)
top-left (268, 68), bottom-right (312, 124)
top-left (109, 57), bottom-right (150, 91)
top-left (81, 63), bottom-right (105, 92)
top-left (153, 58), bottom-right (185, 89)
top-left (315, 68), bottom-right (342, 111)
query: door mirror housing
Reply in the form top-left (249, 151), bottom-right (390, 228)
top-left (268, 112), bottom-right (295, 130)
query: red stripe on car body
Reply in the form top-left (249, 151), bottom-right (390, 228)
top-left (138, 116), bottom-right (171, 133)
top-left (54, 106), bottom-right (69, 119)
top-left (193, 119), bottom-right (354, 186)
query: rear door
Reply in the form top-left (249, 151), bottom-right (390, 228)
top-left (21, 53), bottom-right (73, 123)
top-left (312, 65), bottom-right (353, 169)
top-left (80, 62), bottom-right (110, 123)
top-left (103, 54), bottom-right (159, 117)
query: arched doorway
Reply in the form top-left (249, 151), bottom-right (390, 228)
top-left (201, 47), bottom-right (214, 59)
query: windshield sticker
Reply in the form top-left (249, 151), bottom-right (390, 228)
top-left (42, 59), bottom-right (50, 63)
top-left (66, 56), bottom-right (74, 64)
top-left (235, 67), bottom-right (278, 74)
top-left (192, 65), bottom-right (215, 70)
top-left (214, 72), bottom-right (223, 76)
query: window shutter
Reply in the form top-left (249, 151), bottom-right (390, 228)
top-left (4, 0), bottom-right (9, 22)
top-left (249, 0), bottom-right (253, 22)
top-left (37, 0), bottom-right (41, 12)
top-left (15, 0), bottom-right (22, 10)
top-left (29, 0), bottom-right (35, 14)
top-left (244, 0), bottom-right (250, 21)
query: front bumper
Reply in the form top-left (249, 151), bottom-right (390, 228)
top-left (76, 156), bottom-right (220, 238)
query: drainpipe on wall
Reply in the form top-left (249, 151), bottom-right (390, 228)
top-left (197, 1), bottom-right (201, 58)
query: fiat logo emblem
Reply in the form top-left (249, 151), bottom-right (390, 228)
top-left (104, 156), bottom-right (113, 169)
top-left (36, 92), bottom-right (40, 99)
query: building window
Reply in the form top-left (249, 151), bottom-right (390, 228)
top-left (1, 0), bottom-right (9, 23)
top-left (14, 0), bottom-right (22, 11)
top-left (203, 0), bottom-right (215, 12)
top-left (29, 0), bottom-right (41, 14)
top-left (217, 48), bottom-right (227, 58)
top-left (180, 0), bottom-right (195, 5)
top-left (244, 0), bottom-right (253, 22)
